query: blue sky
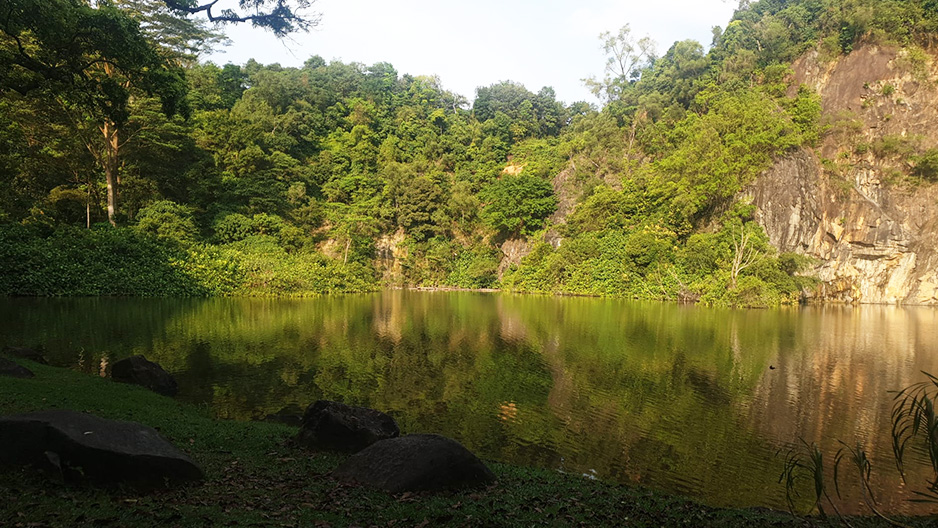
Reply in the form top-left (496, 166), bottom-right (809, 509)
top-left (206, 0), bottom-right (741, 104)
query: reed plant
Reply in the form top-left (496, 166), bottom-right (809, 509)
top-left (779, 371), bottom-right (938, 524)
top-left (891, 372), bottom-right (938, 502)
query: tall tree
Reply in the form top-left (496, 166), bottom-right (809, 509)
top-left (583, 25), bottom-right (657, 103)
top-left (0, 0), bottom-right (188, 225)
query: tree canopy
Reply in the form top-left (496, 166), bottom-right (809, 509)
top-left (4, 0), bottom-right (936, 305)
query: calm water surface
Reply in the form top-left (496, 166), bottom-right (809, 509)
top-left (2, 292), bottom-right (938, 515)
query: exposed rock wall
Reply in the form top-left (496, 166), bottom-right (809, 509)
top-left (748, 44), bottom-right (938, 305)
top-left (747, 149), bottom-right (938, 304)
top-left (375, 229), bottom-right (408, 285)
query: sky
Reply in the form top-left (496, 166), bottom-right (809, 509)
top-left (206, 0), bottom-right (741, 105)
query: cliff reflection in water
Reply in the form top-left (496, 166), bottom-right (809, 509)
top-left (1, 292), bottom-right (937, 514)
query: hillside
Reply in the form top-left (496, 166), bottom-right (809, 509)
top-left (2, 0), bottom-right (938, 305)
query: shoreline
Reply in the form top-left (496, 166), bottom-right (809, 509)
top-left (5, 288), bottom-right (938, 308)
top-left (1, 358), bottom-right (935, 527)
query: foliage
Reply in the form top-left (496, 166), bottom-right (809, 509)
top-left (646, 88), bottom-right (813, 229)
top-left (891, 372), bottom-right (938, 502)
top-left (480, 175), bottom-right (557, 237)
top-left (7, 0), bottom-right (936, 303)
top-left (134, 200), bottom-right (198, 245)
top-left (912, 149), bottom-right (938, 182)
top-left (162, 0), bottom-right (318, 37)
top-left (0, 0), bottom-right (188, 123)
top-left (0, 223), bottom-right (219, 296)
top-left (400, 238), bottom-right (499, 288)
top-left (219, 235), bottom-right (377, 295)
top-left (0, 221), bottom-right (375, 297)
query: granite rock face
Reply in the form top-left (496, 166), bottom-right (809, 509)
top-left (748, 149), bottom-right (938, 305)
top-left (746, 44), bottom-right (938, 305)
top-left (0, 410), bottom-right (203, 488)
top-left (332, 434), bottom-right (495, 493)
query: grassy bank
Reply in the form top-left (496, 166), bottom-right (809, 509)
top-left (0, 359), bottom-right (931, 527)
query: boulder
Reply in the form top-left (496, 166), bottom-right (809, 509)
top-left (297, 400), bottom-right (399, 453)
top-left (262, 403), bottom-right (304, 427)
top-left (0, 357), bottom-right (34, 378)
top-left (111, 355), bottom-right (178, 397)
top-left (332, 434), bottom-right (496, 493)
top-left (0, 410), bottom-right (203, 488)
top-left (2, 345), bottom-right (47, 364)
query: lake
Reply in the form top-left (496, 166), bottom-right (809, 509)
top-left (2, 291), bottom-right (937, 515)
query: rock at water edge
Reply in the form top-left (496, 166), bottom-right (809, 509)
top-left (332, 434), bottom-right (495, 493)
top-left (297, 400), bottom-right (399, 453)
top-left (111, 355), bottom-right (178, 397)
top-left (0, 357), bottom-right (34, 378)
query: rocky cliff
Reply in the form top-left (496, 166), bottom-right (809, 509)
top-left (747, 45), bottom-right (938, 305)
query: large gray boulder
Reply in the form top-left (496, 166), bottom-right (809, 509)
top-left (332, 434), bottom-right (496, 493)
top-left (111, 355), bottom-right (178, 397)
top-left (0, 357), bottom-right (34, 378)
top-left (0, 410), bottom-right (203, 488)
top-left (297, 400), bottom-right (399, 453)
top-left (2, 345), bottom-right (46, 364)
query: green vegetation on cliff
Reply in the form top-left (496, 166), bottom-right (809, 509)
top-left (2, 0), bottom-right (937, 303)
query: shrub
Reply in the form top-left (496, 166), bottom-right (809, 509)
top-left (214, 213), bottom-right (254, 243)
top-left (912, 149), bottom-right (938, 181)
top-left (480, 174), bottom-right (557, 237)
top-left (135, 200), bottom-right (198, 246)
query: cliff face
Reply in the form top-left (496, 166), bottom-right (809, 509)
top-left (747, 45), bottom-right (938, 305)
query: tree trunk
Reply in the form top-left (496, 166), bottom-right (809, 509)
top-left (101, 119), bottom-right (120, 226)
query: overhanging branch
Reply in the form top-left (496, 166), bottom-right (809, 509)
top-left (161, 0), bottom-right (318, 36)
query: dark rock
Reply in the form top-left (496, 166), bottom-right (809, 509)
top-left (0, 357), bottom-right (34, 378)
top-left (0, 410), bottom-right (202, 488)
top-left (111, 355), bottom-right (178, 397)
top-left (332, 434), bottom-right (496, 493)
top-left (262, 403), bottom-right (304, 427)
top-left (297, 400), bottom-right (399, 453)
top-left (2, 345), bottom-right (47, 364)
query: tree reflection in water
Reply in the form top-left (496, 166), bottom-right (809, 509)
top-left (2, 293), bottom-right (937, 514)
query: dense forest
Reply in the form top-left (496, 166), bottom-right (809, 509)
top-left (2, 0), bottom-right (937, 305)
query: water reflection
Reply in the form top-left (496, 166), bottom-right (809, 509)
top-left (1, 293), bottom-right (937, 514)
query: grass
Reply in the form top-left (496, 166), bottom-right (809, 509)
top-left (1, 359), bottom-right (936, 527)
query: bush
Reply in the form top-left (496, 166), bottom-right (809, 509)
top-left (214, 212), bottom-right (309, 250)
top-left (479, 174), bottom-right (557, 237)
top-left (912, 149), bottom-right (938, 181)
top-left (0, 224), bottom-right (222, 296)
top-left (135, 200), bottom-right (198, 246)
top-left (221, 236), bottom-right (378, 295)
top-left (214, 213), bottom-right (254, 243)
top-left (447, 247), bottom-right (499, 289)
